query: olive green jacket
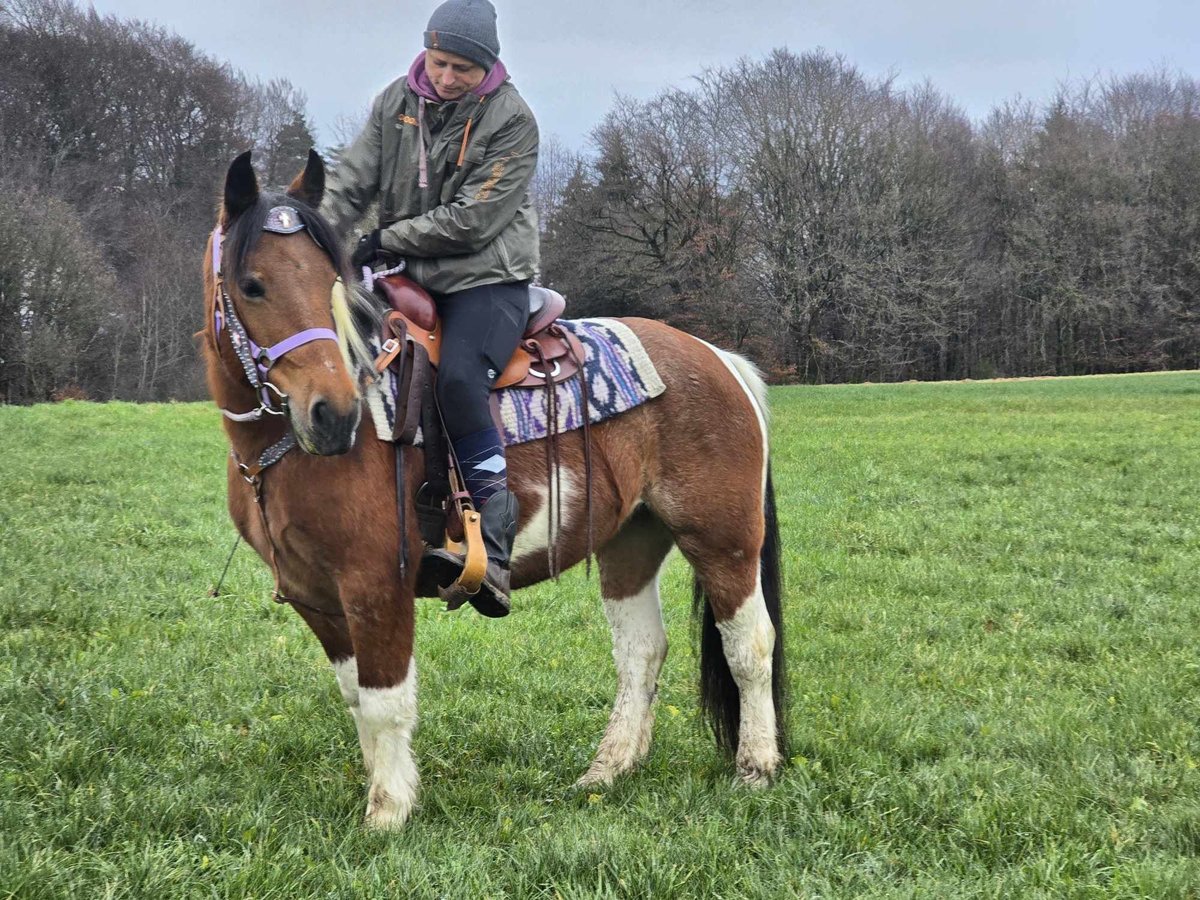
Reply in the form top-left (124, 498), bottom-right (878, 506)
top-left (322, 76), bottom-right (540, 294)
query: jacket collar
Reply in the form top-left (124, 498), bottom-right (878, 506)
top-left (407, 52), bottom-right (508, 103)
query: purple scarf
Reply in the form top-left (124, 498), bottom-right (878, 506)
top-left (407, 52), bottom-right (508, 101)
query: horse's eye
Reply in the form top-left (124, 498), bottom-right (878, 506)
top-left (239, 277), bottom-right (266, 299)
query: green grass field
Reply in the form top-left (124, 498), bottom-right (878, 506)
top-left (2, 373), bottom-right (1200, 899)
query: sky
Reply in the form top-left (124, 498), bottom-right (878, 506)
top-left (90, 0), bottom-right (1200, 151)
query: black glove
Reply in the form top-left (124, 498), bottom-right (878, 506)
top-left (351, 229), bottom-right (384, 269)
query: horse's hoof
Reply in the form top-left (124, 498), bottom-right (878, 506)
top-left (735, 764), bottom-right (775, 789)
top-left (364, 787), bottom-right (415, 830)
top-left (573, 770), bottom-right (615, 791)
top-left (364, 806), bottom-right (410, 830)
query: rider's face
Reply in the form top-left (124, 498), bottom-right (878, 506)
top-left (424, 49), bottom-right (487, 101)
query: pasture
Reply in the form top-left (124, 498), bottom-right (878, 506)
top-left (2, 372), bottom-right (1199, 899)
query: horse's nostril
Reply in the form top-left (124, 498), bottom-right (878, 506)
top-left (306, 396), bottom-right (357, 455)
top-left (310, 398), bottom-right (332, 430)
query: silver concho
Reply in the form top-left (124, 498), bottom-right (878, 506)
top-left (264, 206), bottom-right (306, 235)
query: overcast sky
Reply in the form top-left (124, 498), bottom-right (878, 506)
top-left (90, 0), bottom-right (1200, 151)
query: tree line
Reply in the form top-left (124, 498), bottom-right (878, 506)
top-left (0, 0), bottom-right (316, 402)
top-left (539, 50), bottom-right (1200, 382)
top-left (2, 2), bottom-right (1198, 402)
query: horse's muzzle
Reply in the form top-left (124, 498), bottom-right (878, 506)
top-left (301, 396), bottom-right (361, 456)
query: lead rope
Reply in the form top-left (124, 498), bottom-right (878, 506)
top-left (209, 535), bottom-right (242, 597)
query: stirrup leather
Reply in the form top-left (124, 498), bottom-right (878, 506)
top-left (454, 508), bottom-right (488, 595)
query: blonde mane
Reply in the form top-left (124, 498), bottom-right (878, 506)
top-left (330, 277), bottom-right (378, 378)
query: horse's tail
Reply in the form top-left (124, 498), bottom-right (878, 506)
top-left (694, 351), bottom-right (787, 761)
top-left (760, 462), bottom-right (788, 759)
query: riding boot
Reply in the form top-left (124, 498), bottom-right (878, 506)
top-left (423, 489), bottom-right (519, 616)
top-left (468, 488), bottom-right (519, 618)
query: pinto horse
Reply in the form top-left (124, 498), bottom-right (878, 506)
top-left (202, 150), bottom-right (786, 828)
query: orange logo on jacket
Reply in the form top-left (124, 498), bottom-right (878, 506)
top-left (475, 157), bottom-right (512, 201)
top-left (397, 115), bottom-right (419, 127)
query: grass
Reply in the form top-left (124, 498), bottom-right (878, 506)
top-left (1, 372), bottom-right (1199, 898)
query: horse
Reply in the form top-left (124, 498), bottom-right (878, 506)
top-left (201, 149), bottom-right (786, 829)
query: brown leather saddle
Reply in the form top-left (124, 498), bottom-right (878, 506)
top-left (373, 274), bottom-right (584, 388)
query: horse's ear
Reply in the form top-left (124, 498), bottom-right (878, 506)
top-left (222, 151), bottom-right (258, 225)
top-left (286, 149), bottom-right (325, 209)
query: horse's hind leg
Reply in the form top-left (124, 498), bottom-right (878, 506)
top-left (709, 567), bottom-right (781, 786)
top-left (577, 505), bottom-right (674, 789)
top-left (652, 367), bottom-right (781, 784)
top-left (668, 508), bottom-right (782, 786)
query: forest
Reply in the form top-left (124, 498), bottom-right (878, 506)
top-left (2, 0), bottom-right (1198, 401)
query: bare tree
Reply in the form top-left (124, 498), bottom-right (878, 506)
top-left (530, 133), bottom-right (581, 233)
top-left (0, 184), bottom-right (115, 402)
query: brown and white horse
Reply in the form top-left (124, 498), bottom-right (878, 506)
top-left (202, 151), bottom-right (786, 828)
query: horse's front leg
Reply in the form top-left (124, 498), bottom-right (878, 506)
top-left (291, 606), bottom-right (376, 775)
top-left (343, 574), bottom-right (419, 830)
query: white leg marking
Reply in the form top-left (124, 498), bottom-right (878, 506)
top-left (577, 567), bottom-right (669, 788)
top-left (357, 662), bottom-right (419, 829)
top-left (512, 467), bottom-right (576, 569)
top-left (332, 657), bottom-right (375, 776)
top-left (716, 573), bottom-right (781, 786)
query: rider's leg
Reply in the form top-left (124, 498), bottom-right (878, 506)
top-left (432, 281), bottom-right (529, 615)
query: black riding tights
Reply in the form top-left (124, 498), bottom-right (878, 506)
top-left (435, 281), bottom-right (530, 439)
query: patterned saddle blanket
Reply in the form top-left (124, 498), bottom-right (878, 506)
top-left (365, 317), bottom-right (665, 446)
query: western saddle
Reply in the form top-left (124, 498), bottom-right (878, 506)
top-left (373, 275), bottom-right (584, 387)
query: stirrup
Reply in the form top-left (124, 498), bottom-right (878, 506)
top-left (440, 561), bottom-right (511, 618)
top-left (455, 508), bottom-right (487, 593)
top-left (417, 547), bottom-right (465, 597)
top-left (421, 508), bottom-right (491, 607)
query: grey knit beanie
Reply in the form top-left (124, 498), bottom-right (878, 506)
top-left (424, 0), bottom-right (500, 72)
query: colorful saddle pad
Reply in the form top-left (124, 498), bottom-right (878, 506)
top-left (365, 318), bottom-right (666, 446)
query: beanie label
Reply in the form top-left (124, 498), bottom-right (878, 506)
top-left (430, 30), bottom-right (440, 48)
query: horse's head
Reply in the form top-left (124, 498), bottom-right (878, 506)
top-left (205, 150), bottom-right (370, 456)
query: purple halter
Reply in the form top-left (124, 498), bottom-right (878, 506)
top-left (211, 206), bottom-right (343, 423)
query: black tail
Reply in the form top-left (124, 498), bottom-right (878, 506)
top-left (694, 463), bottom-right (787, 759)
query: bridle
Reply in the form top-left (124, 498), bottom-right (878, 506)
top-left (208, 204), bottom-right (352, 619)
top-left (210, 205), bottom-right (356, 484)
top-left (210, 205), bottom-right (342, 426)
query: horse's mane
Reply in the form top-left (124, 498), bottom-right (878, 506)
top-left (223, 191), bottom-right (386, 376)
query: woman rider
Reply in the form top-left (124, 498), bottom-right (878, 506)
top-left (321, 0), bottom-right (538, 616)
